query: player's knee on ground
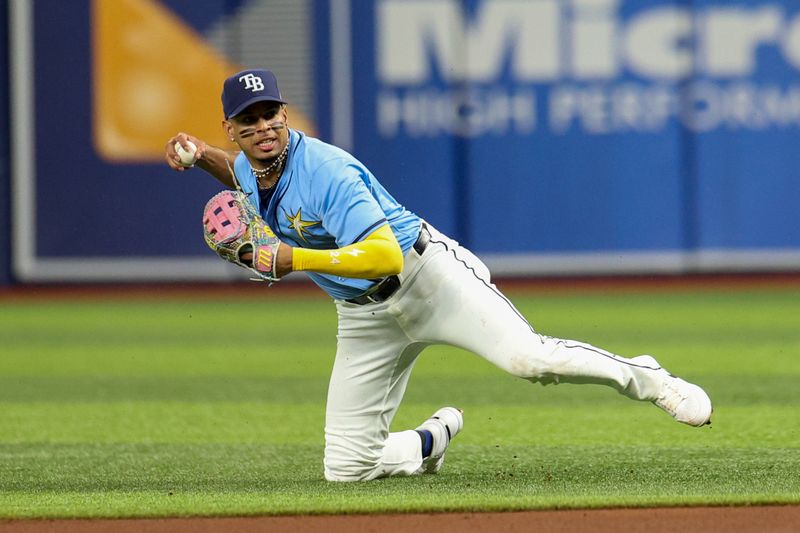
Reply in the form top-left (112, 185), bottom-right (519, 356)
top-left (324, 430), bottom-right (425, 481)
top-left (323, 437), bottom-right (383, 482)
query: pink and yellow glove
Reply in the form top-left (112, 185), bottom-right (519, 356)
top-left (202, 190), bottom-right (281, 282)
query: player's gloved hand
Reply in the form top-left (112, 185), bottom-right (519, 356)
top-left (202, 190), bottom-right (282, 282)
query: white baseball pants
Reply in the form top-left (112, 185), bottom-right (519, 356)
top-left (323, 224), bottom-right (667, 481)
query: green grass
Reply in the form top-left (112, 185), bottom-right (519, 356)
top-left (1, 287), bottom-right (799, 517)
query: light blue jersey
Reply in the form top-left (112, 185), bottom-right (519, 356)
top-left (233, 130), bottom-right (421, 300)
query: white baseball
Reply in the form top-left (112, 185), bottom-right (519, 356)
top-left (174, 140), bottom-right (198, 167)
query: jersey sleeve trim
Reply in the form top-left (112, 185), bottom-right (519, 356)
top-left (351, 218), bottom-right (389, 245)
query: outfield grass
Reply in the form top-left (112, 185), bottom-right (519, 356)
top-left (0, 286), bottom-right (798, 517)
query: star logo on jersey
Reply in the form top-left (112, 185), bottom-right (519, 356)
top-left (284, 208), bottom-right (319, 242)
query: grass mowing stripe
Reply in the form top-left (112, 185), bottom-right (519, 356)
top-left (0, 403), bottom-right (325, 444)
top-left (0, 374), bottom-right (798, 407)
top-left (1, 403), bottom-right (796, 449)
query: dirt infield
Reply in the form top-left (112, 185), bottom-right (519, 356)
top-left (2, 506), bottom-right (799, 533)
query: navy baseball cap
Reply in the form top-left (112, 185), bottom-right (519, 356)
top-left (222, 69), bottom-right (287, 119)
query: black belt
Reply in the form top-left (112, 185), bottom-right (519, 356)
top-left (346, 224), bottom-right (431, 305)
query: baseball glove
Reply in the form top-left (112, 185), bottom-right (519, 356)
top-left (202, 190), bottom-right (281, 282)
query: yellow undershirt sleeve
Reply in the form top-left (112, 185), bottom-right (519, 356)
top-left (291, 224), bottom-right (403, 278)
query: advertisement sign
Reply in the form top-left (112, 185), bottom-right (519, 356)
top-left (10, 0), bottom-right (800, 281)
top-left (355, 0), bottom-right (800, 272)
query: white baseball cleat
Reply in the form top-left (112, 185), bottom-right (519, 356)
top-left (634, 355), bottom-right (713, 427)
top-left (416, 407), bottom-right (464, 474)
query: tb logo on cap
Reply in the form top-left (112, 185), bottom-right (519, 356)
top-left (239, 73), bottom-right (264, 92)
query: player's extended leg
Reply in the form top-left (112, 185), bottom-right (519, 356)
top-left (322, 300), bottom-right (428, 482)
top-left (396, 225), bottom-right (712, 426)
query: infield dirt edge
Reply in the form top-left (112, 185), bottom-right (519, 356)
top-left (2, 505), bottom-right (800, 533)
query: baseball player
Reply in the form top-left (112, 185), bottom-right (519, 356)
top-left (165, 68), bottom-right (713, 482)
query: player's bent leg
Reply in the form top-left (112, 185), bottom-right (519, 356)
top-left (399, 230), bottom-right (662, 399)
top-left (323, 304), bottom-right (428, 481)
top-left (401, 227), bottom-right (711, 425)
top-left (324, 408), bottom-right (464, 481)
